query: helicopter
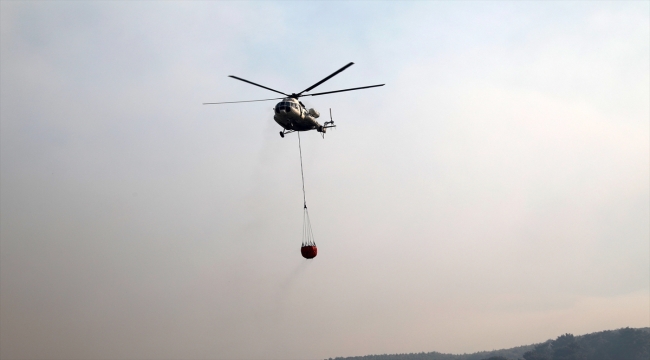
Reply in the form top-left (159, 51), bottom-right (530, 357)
top-left (203, 62), bottom-right (384, 138)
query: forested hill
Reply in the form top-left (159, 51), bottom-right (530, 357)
top-left (327, 327), bottom-right (649, 360)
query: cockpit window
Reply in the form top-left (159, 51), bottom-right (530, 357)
top-left (275, 102), bottom-right (295, 112)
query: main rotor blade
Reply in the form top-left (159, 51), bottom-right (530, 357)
top-left (297, 62), bottom-right (354, 96)
top-left (228, 75), bottom-right (289, 96)
top-left (203, 97), bottom-right (284, 105)
top-left (304, 84), bottom-right (385, 97)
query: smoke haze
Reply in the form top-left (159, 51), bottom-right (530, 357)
top-left (1, 2), bottom-right (648, 359)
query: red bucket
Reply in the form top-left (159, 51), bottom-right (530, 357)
top-left (301, 245), bottom-right (317, 259)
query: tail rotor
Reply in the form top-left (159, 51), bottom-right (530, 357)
top-left (326, 108), bottom-right (335, 126)
top-left (322, 108), bottom-right (336, 139)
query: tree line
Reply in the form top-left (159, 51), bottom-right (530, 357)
top-left (328, 327), bottom-right (649, 360)
top-left (517, 327), bottom-right (649, 360)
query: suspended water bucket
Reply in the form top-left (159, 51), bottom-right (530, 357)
top-left (301, 205), bottom-right (317, 259)
top-left (301, 245), bottom-right (317, 259)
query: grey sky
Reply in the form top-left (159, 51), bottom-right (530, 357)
top-left (1, 2), bottom-right (648, 359)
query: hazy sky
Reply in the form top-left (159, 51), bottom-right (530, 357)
top-left (1, 2), bottom-right (648, 359)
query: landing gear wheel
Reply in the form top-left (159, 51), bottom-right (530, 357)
top-left (280, 131), bottom-right (284, 138)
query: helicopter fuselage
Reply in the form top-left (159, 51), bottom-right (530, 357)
top-left (274, 98), bottom-right (324, 133)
